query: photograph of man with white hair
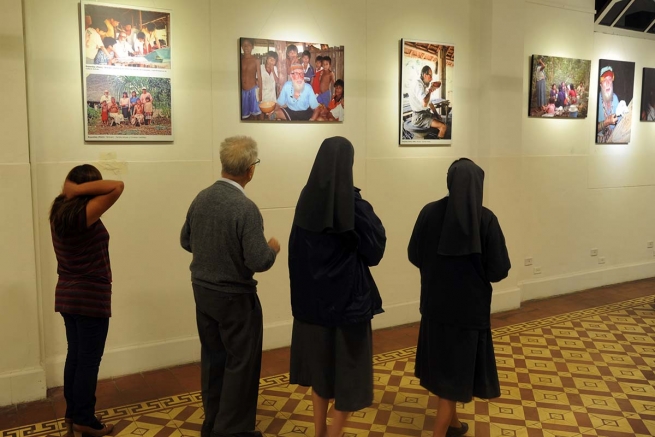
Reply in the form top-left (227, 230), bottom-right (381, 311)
top-left (596, 60), bottom-right (635, 144)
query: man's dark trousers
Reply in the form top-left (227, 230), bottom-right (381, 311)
top-left (193, 284), bottom-right (263, 437)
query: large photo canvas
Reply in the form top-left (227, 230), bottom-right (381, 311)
top-left (81, 2), bottom-right (172, 141)
top-left (528, 55), bottom-right (591, 119)
top-left (239, 38), bottom-right (344, 122)
top-left (640, 67), bottom-right (655, 122)
top-left (400, 39), bottom-right (454, 145)
top-left (596, 59), bottom-right (635, 144)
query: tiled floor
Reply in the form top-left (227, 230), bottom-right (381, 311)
top-left (1, 278), bottom-right (654, 436)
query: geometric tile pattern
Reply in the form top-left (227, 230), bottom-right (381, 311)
top-left (2, 295), bottom-right (653, 437)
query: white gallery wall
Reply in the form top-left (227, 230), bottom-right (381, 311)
top-left (0, 0), bottom-right (45, 404)
top-left (520, 0), bottom-right (655, 300)
top-left (0, 0), bottom-right (654, 404)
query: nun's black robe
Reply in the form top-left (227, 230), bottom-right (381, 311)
top-left (288, 137), bottom-right (386, 412)
top-left (408, 197), bottom-right (510, 402)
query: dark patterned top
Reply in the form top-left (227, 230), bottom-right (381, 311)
top-left (52, 213), bottom-right (112, 318)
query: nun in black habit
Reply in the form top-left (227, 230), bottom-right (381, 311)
top-left (289, 136), bottom-right (386, 437)
top-left (408, 158), bottom-right (510, 437)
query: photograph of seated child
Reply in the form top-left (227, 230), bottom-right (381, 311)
top-left (546, 97), bottom-right (556, 115)
top-left (316, 79), bottom-right (344, 121)
top-left (550, 83), bottom-right (558, 102)
top-left (132, 100), bottom-right (145, 126)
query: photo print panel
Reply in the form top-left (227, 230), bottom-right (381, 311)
top-left (81, 2), bottom-right (172, 141)
top-left (84, 74), bottom-right (172, 141)
top-left (528, 55), bottom-right (591, 119)
top-left (82, 2), bottom-right (171, 69)
top-left (400, 39), bottom-right (454, 145)
top-left (239, 38), bottom-right (344, 122)
top-left (596, 59), bottom-right (635, 144)
top-left (640, 68), bottom-right (655, 122)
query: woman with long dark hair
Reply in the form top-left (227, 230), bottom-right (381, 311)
top-left (408, 158), bottom-right (510, 437)
top-left (288, 137), bottom-right (386, 437)
top-left (50, 164), bottom-right (124, 437)
top-left (120, 92), bottom-right (130, 121)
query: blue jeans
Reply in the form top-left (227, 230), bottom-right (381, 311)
top-left (61, 313), bottom-right (109, 427)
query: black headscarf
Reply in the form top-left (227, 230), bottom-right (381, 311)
top-left (437, 158), bottom-right (484, 256)
top-left (293, 136), bottom-right (355, 233)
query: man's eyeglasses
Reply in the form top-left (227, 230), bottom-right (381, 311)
top-left (251, 159), bottom-right (260, 167)
top-left (290, 72), bottom-right (304, 77)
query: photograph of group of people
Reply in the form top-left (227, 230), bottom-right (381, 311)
top-left (81, 2), bottom-right (172, 141)
top-left (239, 38), bottom-right (345, 122)
top-left (82, 3), bottom-right (171, 69)
top-left (596, 59), bottom-right (635, 144)
top-left (640, 68), bottom-right (655, 122)
top-left (400, 39), bottom-right (454, 145)
top-left (529, 55), bottom-right (591, 119)
top-left (85, 75), bottom-right (171, 136)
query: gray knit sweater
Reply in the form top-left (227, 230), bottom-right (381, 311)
top-left (180, 180), bottom-right (276, 293)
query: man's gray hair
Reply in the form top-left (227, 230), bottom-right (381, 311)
top-left (220, 136), bottom-right (258, 176)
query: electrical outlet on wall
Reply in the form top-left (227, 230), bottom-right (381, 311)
top-left (647, 241), bottom-right (654, 249)
top-left (524, 257), bottom-right (533, 266)
top-left (590, 248), bottom-right (598, 256)
top-left (598, 256), bottom-right (606, 264)
top-left (533, 266), bottom-right (542, 275)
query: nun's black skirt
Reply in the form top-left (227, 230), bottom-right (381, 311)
top-left (415, 316), bottom-right (500, 403)
top-left (289, 318), bottom-right (373, 412)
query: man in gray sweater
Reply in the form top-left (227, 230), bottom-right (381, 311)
top-left (181, 136), bottom-right (280, 437)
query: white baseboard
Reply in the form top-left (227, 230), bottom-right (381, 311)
top-left (265, 301), bottom-right (425, 349)
top-left (43, 300), bottom-right (434, 388)
top-left (268, 290), bottom-right (523, 346)
top-left (0, 366), bottom-right (46, 406)
top-left (520, 260), bottom-right (655, 302)
top-left (263, 320), bottom-right (293, 350)
top-left (47, 266), bottom-right (640, 391)
top-left (46, 335), bottom-right (201, 388)
top-left (491, 287), bottom-right (522, 313)
top-left (372, 300), bottom-right (421, 330)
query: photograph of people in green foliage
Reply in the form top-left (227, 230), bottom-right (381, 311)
top-left (85, 74), bottom-right (172, 141)
top-left (529, 54), bottom-right (591, 119)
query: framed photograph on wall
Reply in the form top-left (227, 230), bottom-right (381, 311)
top-left (640, 67), bottom-right (655, 122)
top-left (85, 74), bottom-right (171, 137)
top-left (400, 39), bottom-right (454, 145)
top-left (528, 55), bottom-right (591, 119)
top-left (239, 38), bottom-right (344, 122)
top-left (81, 1), bottom-right (172, 141)
top-left (596, 59), bottom-right (635, 144)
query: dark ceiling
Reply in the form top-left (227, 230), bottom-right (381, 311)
top-left (595, 0), bottom-right (655, 34)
